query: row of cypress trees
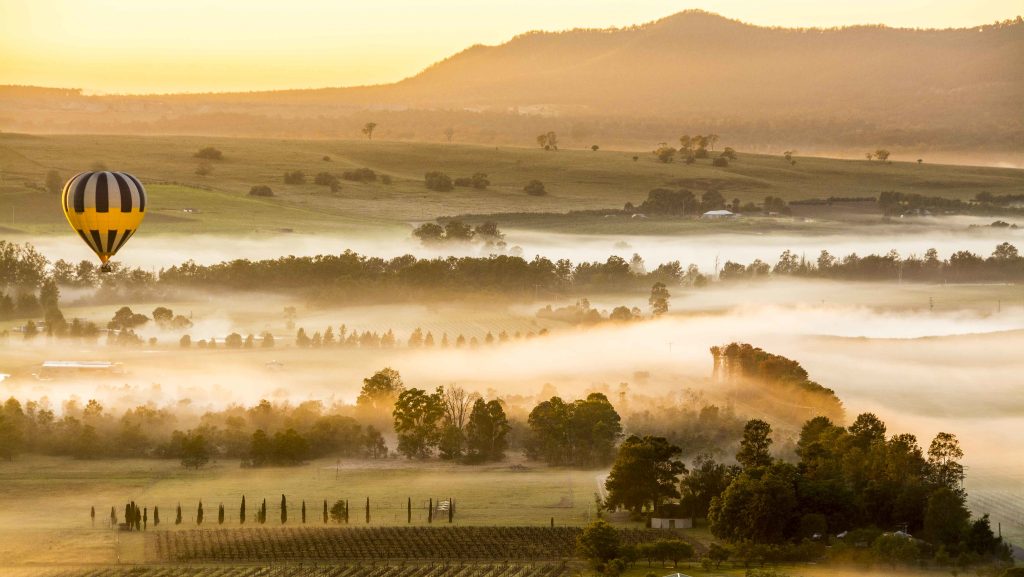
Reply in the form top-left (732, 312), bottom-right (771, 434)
top-left (97, 495), bottom-right (456, 528)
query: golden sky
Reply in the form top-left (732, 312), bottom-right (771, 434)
top-left (1, 0), bottom-right (1019, 94)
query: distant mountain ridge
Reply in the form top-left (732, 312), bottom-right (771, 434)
top-left (1, 11), bottom-right (1022, 156)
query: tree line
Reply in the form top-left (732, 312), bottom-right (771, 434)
top-left (4, 242), bottom-right (1024, 313)
top-left (598, 414), bottom-right (1011, 571)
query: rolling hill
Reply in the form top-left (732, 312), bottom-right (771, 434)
top-left (0, 11), bottom-right (1022, 157)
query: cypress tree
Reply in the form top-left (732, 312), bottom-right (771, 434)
top-left (428, 498), bottom-right (433, 524)
top-left (448, 498), bottom-right (453, 523)
top-left (261, 499), bottom-right (267, 524)
top-left (197, 501), bottom-right (204, 526)
top-left (125, 503), bottom-right (131, 529)
top-left (154, 506), bottom-right (160, 527)
top-left (365, 497), bottom-right (370, 524)
top-left (175, 503), bottom-right (182, 525)
top-left (322, 500), bottom-right (328, 524)
top-left (344, 500), bottom-right (349, 524)
top-left (110, 506), bottom-right (116, 527)
top-left (281, 494), bottom-right (287, 524)
top-left (240, 495), bottom-right (246, 525)
top-left (301, 500), bottom-right (306, 524)
top-left (90, 506), bottom-right (95, 527)
top-left (143, 507), bottom-right (148, 530)
top-left (218, 503), bottom-right (225, 525)
top-left (407, 497), bottom-right (411, 524)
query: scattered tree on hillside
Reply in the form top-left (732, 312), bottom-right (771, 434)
top-left (46, 170), bottom-right (63, 195)
top-left (283, 171), bottom-right (305, 184)
top-left (194, 147), bottom-right (223, 160)
top-left (654, 143), bottom-right (676, 163)
top-left (424, 171), bottom-right (454, 191)
top-left (362, 122), bottom-right (377, 140)
top-left (524, 180), bottom-right (547, 196)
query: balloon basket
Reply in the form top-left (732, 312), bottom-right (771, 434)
top-left (100, 263), bottom-right (113, 274)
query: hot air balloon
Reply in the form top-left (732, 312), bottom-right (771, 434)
top-left (61, 171), bottom-right (146, 273)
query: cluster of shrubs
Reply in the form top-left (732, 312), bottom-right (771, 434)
top-left (453, 173), bottom-right (490, 189)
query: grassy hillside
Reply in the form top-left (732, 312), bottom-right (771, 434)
top-left (1, 133), bottom-right (1021, 235)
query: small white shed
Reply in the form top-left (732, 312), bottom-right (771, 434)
top-left (650, 517), bottom-right (692, 529)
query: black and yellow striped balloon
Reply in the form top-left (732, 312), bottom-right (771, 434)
top-left (61, 171), bottom-right (147, 272)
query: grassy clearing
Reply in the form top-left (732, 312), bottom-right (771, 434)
top-left (2, 134), bottom-right (1021, 235)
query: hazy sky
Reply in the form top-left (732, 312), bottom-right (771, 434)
top-left (1, 0), bottom-right (1019, 94)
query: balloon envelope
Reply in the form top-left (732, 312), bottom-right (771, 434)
top-left (61, 171), bottom-right (146, 268)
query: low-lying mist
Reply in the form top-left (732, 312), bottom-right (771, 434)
top-left (5, 280), bottom-right (1022, 474)
top-left (12, 221), bottom-right (1023, 273)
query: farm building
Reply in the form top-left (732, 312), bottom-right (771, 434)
top-left (37, 360), bottom-right (123, 379)
top-left (650, 517), bottom-right (692, 529)
top-left (701, 209), bottom-right (736, 219)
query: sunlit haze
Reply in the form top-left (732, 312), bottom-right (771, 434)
top-left (1, 0), bottom-right (1019, 93)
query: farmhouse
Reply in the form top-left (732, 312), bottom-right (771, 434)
top-left (701, 209), bottom-right (736, 219)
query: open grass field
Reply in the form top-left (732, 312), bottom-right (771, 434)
top-left (2, 134), bottom-right (1022, 236)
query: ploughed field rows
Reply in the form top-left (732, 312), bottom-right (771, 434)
top-left (149, 526), bottom-right (677, 563)
top-left (0, 562), bottom-right (571, 577)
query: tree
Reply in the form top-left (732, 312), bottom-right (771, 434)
top-left (736, 419), bottom-right (773, 469)
top-left (301, 500), bottom-right (306, 524)
top-left (46, 170), bottom-right (63, 195)
top-left (393, 388), bottom-right (444, 458)
top-left (591, 145), bottom-right (600, 152)
top-left (283, 171), bottom-right (306, 184)
top-left (323, 500), bottom-right (328, 523)
top-left (357, 368), bottom-right (405, 411)
top-left (280, 494), bottom-right (287, 524)
top-left (444, 127), bottom-right (455, 143)
top-left (604, 435), bottom-right (685, 514)
top-left (218, 503), bottom-right (225, 525)
top-left (154, 506), bottom-right (160, 527)
top-left (708, 462), bottom-right (798, 543)
top-left (362, 122), bottom-right (377, 140)
top-left (875, 149), bottom-right (891, 162)
top-left (249, 185), bottom-right (273, 197)
top-left (872, 533), bottom-right (920, 568)
top-left (180, 433), bottom-right (210, 469)
top-left (424, 171), bottom-right (454, 191)
top-left (654, 144), bottom-right (676, 163)
top-left (330, 500), bottom-right (346, 523)
top-left (849, 412), bottom-right (886, 449)
top-left (438, 385), bottom-right (475, 460)
top-left (413, 223), bottom-right (445, 244)
top-left (649, 283), bottom-right (670, 316)
top-left (720, 147), bottom-right (737, 160)
top-left (194, 147), bottom-right (223, 160)
top-left (524, 180), bottom-right (547, 196)
top-left (928, 432), bottom-right (965, 491)
top-left (465, 398), bottom-right (510, 462)
top-left (923, 487), bottom-right (970, 548)
top-left (680, 453), bottom-right (736, 519)
top-left (577, 520), bottom-right (620, 567)
top-left (240, 495), bottom-right (246, 525)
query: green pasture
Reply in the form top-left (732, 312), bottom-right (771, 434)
top-left (2, 133), bottom-right (1021, 235)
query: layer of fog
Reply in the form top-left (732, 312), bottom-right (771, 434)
top-left (10, 219), bottom-right (1023, 272)
top-left (4, 283), bottom-right (1023, 472)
